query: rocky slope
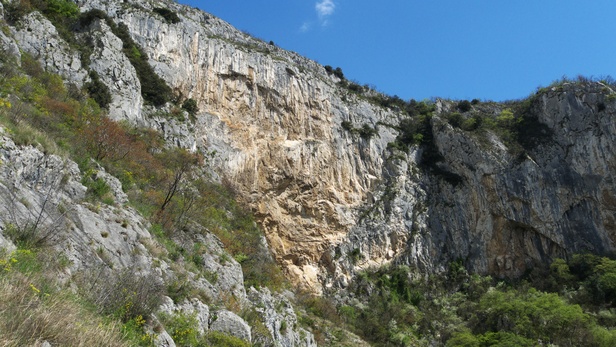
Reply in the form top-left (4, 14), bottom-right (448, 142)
top-left (74, 0), bottom-right (616, 292)
top-left (3, 0), bottom-right (616, 312)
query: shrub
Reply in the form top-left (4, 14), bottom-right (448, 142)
top-left (181, 98), bottom-right (199, 116)
top-left (0, 272), bottom-right (129, 346)
top-left (495, 109), bottom-right (516, 128)
top-left (78, 267), bottom-right (165, 322)
top-left (460, 115), bottom-right (482, 131)
top-left (333, 67), bottom-right (344, 79)
top-left (206, 331), bottom-right (251, 347)
top-left (3, 0), bottom-right (34, 24)
top-left (85, 71), bottom-right (112, 109)
top-left (347, 82), bottom-right (364, 93)
top-left (45, 0), bottom-right (79, 18)
top-left (114, 23), bottom-right (173, 106)
top-left (446, 112), bottom-right (464, 128)
top-left (153, 7), bottom-right (181, 24)
top-left (81, 171), bottom-right (112, 202)
top-left (160, 312), bottom-right (201, 346)
top-left (341, 120), bottom-right (353, 131)
top-left (457, 100), bottom-right (472, 112)
top-left (358, 123), bottom-right (377, 139)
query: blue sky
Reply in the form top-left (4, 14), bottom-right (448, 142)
top-left (178, 1), bottom-right (616, 102)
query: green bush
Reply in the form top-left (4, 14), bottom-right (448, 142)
top-left (85, 71), bottom-right (112, 109)
top-left (78, 9), bottom-right (109, 27)
top-left (457, 100), bottom-right (472, 112)
top-left (161, 312), bottom-right (201, 346)
top-left (205, 331), bottom-right (251, 347)
top-left (45, 0), bottom-right (79, 18)
top-left (358, 123), bottom-right (377, 139)
top-left (78, 268), bottom-right (165, 322)
top-left (446, 112), bottom-right (464, 128)
top-left (181, 98), bottom-right (199, 116)
top-left (153, 7), bottom-right (181, 24)
top-left (3, 0), bottom-right (34, 24)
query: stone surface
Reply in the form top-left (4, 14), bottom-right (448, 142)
top-left (198, 232), bottom-right (247, 301)
top-left (154, 330), bottom-right (176, 347)
top-left (248, 287), bottom-right (317, 347)
top-left (0, 23), bottom-right (21, 63)
top-left (85, 19), bottom-right (144, 122)
top-left (0, 127), bottom-right (153, 275)
top-left (159, 296), bottom-right (210, 335)
top-left (6, 0), bottom-right (616, 302)
top-left (65, 0), bottom-right (616, 293)
top-left (13, 12), bottom-right (87, 86)
top-left (83, 0), bottom-right (400, 291)
top-left (210, 309), bottom-right (252, 342)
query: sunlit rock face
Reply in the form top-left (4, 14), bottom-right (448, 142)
top-left (26, 0), bottom-right (615, 292)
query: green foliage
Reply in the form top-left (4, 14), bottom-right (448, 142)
top-left (45, 0), bottom-right (79, 18)
top-left (77, 8), bottom-right (109, 27)
top-left (85, 70), bottom-right (112, 109)
top-left (474, 288), bottom-right (594, 345)
top-left (324, 65), bottom-right (344, 79)
top-left (3, 0), bottom-right (32, 24)
top-left (333, 67), bottom-right (344, 79)
top-left (153, 7), bottom-right (181, 24)
top-left (358, 123), bottom-right (378, 139)
top-left (181, 98), bottom-right (199, 116)
top-left (446, 112), bottom-right (464, 128)
top-left (115, 23), bottom-right (173, 106)
top-left (447, 331), bottom-right (535, 347)
top-left (457, 100), bottom-right (472, 112)
top-left (205, 331), bottom-right (251, 347)
top-left (339, 259), bottom-right (616, 346)
top-left (160, 312), bottom-right (250, 347)
top-left (161, 312), bottom-right (201, 346)
top-left (81, 170), bottom-right (112, 202)
top-left (78, 268), bottom-right (164, 322)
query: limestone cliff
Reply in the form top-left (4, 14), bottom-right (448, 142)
top-left (6, 0), bottom-right (616, 296)
top-left (73, 0), bottom-right (401, 290)
top-left (70, 0), bottom-right (616, 292)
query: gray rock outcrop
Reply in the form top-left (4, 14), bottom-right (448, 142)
top-left (13, 12), bottom-right (87, 86)
top-left (248, 287), bottom-right (317, 347)
top-left (85, 18), bottom-right (144, 122)
top-left (210, 309), bottom-right (252, 342)
top-left (3, 0), bottom-right (615, 321)
top-left (46, 0), bottom-right (614, 293)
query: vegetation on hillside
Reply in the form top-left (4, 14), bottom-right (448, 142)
top-left (4, 0), bottom-right (176, 107)
top-left (0, 8), bottom-right (283, 344)
top-left (300, 257), bottom-right (616, 346)
top-left (3, 1), bottom-right (616, 346)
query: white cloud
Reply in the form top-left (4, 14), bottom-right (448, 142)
top-left (315, 0), bottom-right (335, 19)
top-left (300, 22), bottom-right (312, 33)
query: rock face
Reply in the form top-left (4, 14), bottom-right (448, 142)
top-left (79, 0), bottom-right (400, 291)
top-left (85, 18), bottom-right (144, 122)
top-left (65, 0), bottom-right (616, 291)
top-left (423, 84), bottom-right (616, 278)
top-left (248, 287), bottom-right (317, 347)
top-left (210, 310), bottom-right (252, 342)
top-left (5, 0), bottom-right (616, 296)
top-left (13, 12), bottom-right (87, 86)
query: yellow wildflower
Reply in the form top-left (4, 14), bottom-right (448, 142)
top-left (30, 283), bottom-right (40, 293)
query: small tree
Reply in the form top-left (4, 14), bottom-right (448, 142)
top-left (156, 148), bottom-right (202, 215)
top-left (457, 100), bottom-right (472, 112)
top-left (181, 98), bottom-right (199, 116)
